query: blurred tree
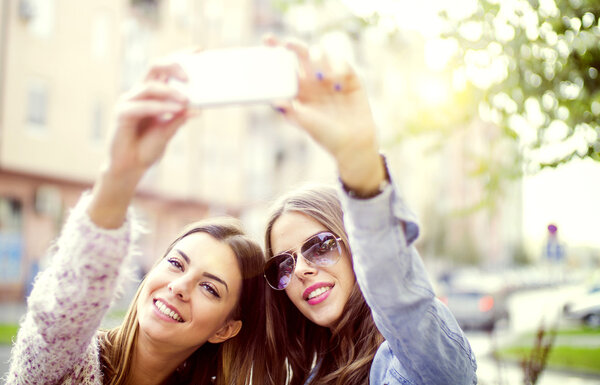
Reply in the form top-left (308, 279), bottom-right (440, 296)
top-left (441, 0), bottom-right (600, 172)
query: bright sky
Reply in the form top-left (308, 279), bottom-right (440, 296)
top-left (523, 159), bottom-right (600, 249)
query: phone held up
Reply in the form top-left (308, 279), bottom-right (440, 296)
top-left (170, 46), bottom-right (299, 107)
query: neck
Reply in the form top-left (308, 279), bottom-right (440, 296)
top-left (128, 334), bottom-right (194, 385)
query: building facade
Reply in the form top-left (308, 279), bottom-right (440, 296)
top-left (0, 0), bottom-right (324, 300)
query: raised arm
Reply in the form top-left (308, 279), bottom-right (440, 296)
top-left (89, 61), bottom-right (190, 228)
top-left (5, 61), bottom-right (191, 385)
top-left (265, 36), bottom-right (385, 197)
top-left (268, 37), bottom-right (477, 384)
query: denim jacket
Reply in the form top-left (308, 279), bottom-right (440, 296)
top-left (336, 173), bottom-right (478, 385)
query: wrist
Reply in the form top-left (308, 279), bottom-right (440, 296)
top-left (87, 167), bottom-right (141, 229)
top-left (338, 153), bottom-right (388, 199)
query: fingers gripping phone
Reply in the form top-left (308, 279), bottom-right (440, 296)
top-left (171, 46), bottom-right (299, 107)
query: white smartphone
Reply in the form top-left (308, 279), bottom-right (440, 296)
top-left (170, 46), bottom-right (299, 107)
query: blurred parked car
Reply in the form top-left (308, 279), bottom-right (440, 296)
top-left (440, 288), bottom-right (510, 332)
top-left (437, 268), bottom-right (510, 332)
top-left (563, 282), bottom-right (600, 327)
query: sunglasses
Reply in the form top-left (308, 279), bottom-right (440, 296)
top-left (264, 231), bottom-right (344, 290)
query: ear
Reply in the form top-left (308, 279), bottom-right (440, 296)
top-left (207, 319), bottom-right (242, 344)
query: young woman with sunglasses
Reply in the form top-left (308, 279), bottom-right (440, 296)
top-left (5, 60), bottom-right (268, 385)
top-left (262, 37), bottom-right (477, 385)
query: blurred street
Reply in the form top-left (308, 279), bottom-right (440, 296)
top-left (469, 281), bottom-right (600, 385)
top-left (470, 330), bottom-right (600, 385)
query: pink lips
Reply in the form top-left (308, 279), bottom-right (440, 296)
top-left (303, 282), bottom-right (334, 306)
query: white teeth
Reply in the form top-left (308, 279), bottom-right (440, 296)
top-left (155, 300), bottom-right (183, 322)
top-left (308, 286), bottom-right (331, 300)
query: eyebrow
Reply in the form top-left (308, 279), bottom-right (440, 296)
top-left (203, 272), bottom-right (229, 293)
top-left (176, 249), bottom-right (229, 293)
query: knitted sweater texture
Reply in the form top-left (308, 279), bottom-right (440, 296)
top-left (5, 194), bottom-right (137, 385)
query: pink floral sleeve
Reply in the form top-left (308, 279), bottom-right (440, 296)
top-left (5, 193), bottom-right (138, 385)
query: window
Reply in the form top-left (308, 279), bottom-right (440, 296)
top-left (26, 79), bottom-right (49, 131)
top-left (121, 19), bottom-right (151, 91)
top-left (90, 100), bottom-right (105, 143)
top-left (26, 0), bottom-right (55, 39)
top-left (0, 197), bottom-right (23, 282)
top-left (91, 10), bottom-right (112, 60)
top-left (170, 0), bottom-right (190, 28)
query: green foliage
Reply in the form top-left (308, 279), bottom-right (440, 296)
top-left (497, 346), bottom-right (600, 375)
top-left (441, 0), bottom-right (600, 171)
top-left (496, 326), bottom-right (600, 377)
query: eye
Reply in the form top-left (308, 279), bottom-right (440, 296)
top-left (200, 282), bottom-right (220, 298)
top-left (167, 258), bottom-right (184, 271)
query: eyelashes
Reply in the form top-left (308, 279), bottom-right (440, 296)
top-left (168, 258), bottom-right (183, 270)
top-left (166, 258), bottom-right (221, 298)
top-left (200, 282), bottom-right (220, 298)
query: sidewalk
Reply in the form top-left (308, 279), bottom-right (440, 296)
top-left (500, 331), bottom-right (600, 349)
top-left (0, 302), bottom-right (27, 325)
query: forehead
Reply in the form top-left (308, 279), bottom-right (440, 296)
top-left (173, 232), bottom-right (241, 280)
top-left (270, 211), bottom-right (329, 254)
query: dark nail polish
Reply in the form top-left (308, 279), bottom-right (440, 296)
top-left (316, 71), bottom-right (324, 81)
top-left (334, 83), bottom-right (342, 91)
top-left (276, 107), bottom-right (286, 114)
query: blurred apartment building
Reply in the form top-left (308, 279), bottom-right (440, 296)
top-left (0, 0), bottom-right (524, 301)
top-left (0, 0), bottom-right (327, 301)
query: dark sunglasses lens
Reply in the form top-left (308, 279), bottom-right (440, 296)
top-left (264, 254), bottom-right (295, 290)
top-left (301, 232), bottom-right (340, 266)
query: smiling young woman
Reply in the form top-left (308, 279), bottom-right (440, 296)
top-left (261, 36), bottom-right (477, 385)
top-left (99, 218), bottom-right (266, 385)
top-left (4, 58), bottom-right (267, 385)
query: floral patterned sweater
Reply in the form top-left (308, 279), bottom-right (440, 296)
top-left (4, 193), bottom-right (138, 385)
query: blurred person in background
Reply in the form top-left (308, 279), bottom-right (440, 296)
top-left (262, 37), bottom-right (477, 385)
top-left (544, 223), bottom-right (566, 283)
top-left (4, 60), bottom-right (268, 385)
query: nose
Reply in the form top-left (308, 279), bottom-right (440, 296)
top-left (293, 253), bottom-right (317, 279)
top-left (167, 276), bottom-right (192, 301)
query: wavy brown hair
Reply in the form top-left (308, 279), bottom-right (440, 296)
top-left (264, 185), bottom-right (384, 385)
top-left (99, 217), bottom-right (267, 385)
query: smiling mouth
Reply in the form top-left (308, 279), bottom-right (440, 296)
top-left (154, 299), bottom-right (184, 322)
top-left (306, 286), bottom-right (332, 300)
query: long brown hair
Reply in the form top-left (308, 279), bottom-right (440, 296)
top-left (264, 185), bottom-right (384, 385)
top-left (99, 217), bottom-right (267, 385)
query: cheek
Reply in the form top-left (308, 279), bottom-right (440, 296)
top-left (284, 280), bottom-right (303, 305)
top-left (330, 249), bottom-right (354, 278)
top-left (340, 257), bottom-right (356, 283)
top-left (137, 270), bottom-right (164, 306)
top-left (336, 256), bottom-right (356, 296)
top-left (136, 283), bottom-right (151, 315)
top-left (142, 271), bottom-right (162, 294)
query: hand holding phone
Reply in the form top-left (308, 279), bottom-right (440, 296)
top-left (170, 46), bottom-right (299, 107)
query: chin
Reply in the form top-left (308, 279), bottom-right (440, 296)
top-left (308, 309), bottom-right (342, 329)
